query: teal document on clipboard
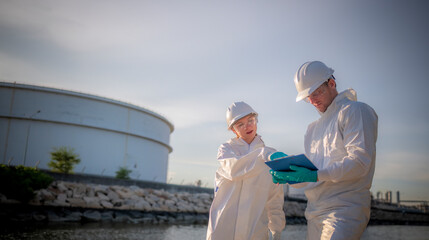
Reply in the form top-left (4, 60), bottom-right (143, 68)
top-left (265, 154), bottom-right (318, 171)
top-left (265, 154), bottom-right (318, 184)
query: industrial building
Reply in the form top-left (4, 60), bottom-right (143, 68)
top-left (0, 82), bottom-right (174, 182)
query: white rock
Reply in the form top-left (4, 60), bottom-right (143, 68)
top-left (83, 196), bottom-right (100, 208)
top-left (57, 193), bottom-right (67, 202)
top-left (159, 203), bottom-right (170, 211)
top-left (72, 185), bottom-right (86, 198)
top-left (107, 191), bottom-right (120, 201)
top-left (56, 182), bottom-right (69, 192)
top-left (100, 200), bottom-right (114, 208)
top-left (147, 194), bottom-right (160, 202)
top-left (67, 198), bottom-right (86, 207)
top-left (39, 189), bottom-right (56, 201)
top-left (134, 199), bottom-right (152, 211)
top-left (93, 185), bottom-right (109, 194)
top-left (86, 188), bottom-right (95, 198)
top-left (132, 188), bottom-right (147, 197)
top-left (164, 199), bottom-right (175, 206)
top-left (115, 189), bottom-right (134, 199)
top-left (66, 190), bottom-right (73, 198)
top-left (96, 192), bottom-right (110, 201)
top-left (130, 194), bottom-right (142, 201)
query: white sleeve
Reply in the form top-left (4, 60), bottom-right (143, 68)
top-left (289, 182), bottom-right (309, 189)
top-left (318, 103), bottom-right (378, 182)
top-left (216, 144), bottom-right (275, 181)
top-left (267, 183), bottom-right (286, 234)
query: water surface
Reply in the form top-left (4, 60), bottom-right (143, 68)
top-left (1, 223), bottom-right (428, 240)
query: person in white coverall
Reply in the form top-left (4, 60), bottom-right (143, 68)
top-left (271, 61), bottom-right (378, 240)
top-left (206, 101), bottom-right (286, 240)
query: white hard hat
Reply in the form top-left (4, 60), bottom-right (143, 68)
top-left (226, 101), bottom-right (258, 129)
top-left (294, 61), bottom-right (334, 102)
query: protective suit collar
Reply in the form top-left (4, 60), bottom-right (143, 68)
top-left (318, 88), bottom-right (357, 116)
top-left (229, 134), bottom-right (264, 149)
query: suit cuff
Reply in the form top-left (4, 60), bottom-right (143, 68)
top-left (317, 169), bottom-right (330, 181)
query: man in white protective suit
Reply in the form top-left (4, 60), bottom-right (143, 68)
top-left (206, 101), bottom-right (286, 240)
top-left (270, 61), bottom-right (378, 240)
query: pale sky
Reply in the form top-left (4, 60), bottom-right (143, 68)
top-left (1, 0), bottom-right (428, 201)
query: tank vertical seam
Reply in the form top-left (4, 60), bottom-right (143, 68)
top-left (123, 108), bottom-right (130, 166)
top-left (2, 83), bottom-right (15, 163)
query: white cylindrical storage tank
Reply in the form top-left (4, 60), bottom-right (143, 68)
top-left (0, 82), bottom-right (174, 182)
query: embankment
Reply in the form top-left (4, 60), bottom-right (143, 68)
top-left (0, 171), bottom-right (427, 225)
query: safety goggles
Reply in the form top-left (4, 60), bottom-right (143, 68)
top-left (233, 116), bottom-right (256, 131)
top-left (304, 81), bottom-right (329, 103)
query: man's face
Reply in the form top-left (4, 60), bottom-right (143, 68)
top-left (232, 114), bottom-right (257, 144)
top-left (307, 80), bottom-right (337, 113)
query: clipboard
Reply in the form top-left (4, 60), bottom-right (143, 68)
top-left (265, 154), bottom-right (318, 171)
top-left (265, 154), bottom-right (318, 184)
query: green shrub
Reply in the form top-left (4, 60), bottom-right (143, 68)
top-left (115, 166), bottom-right (132, 179)
top-left (0, 164), bottom-right (54, 203)
top-left (48, 146), bottom-right (81, 174)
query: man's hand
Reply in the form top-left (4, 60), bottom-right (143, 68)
top-left (270, 165), bottom-right (318, 183)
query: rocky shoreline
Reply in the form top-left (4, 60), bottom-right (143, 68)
top-left (0, 180), bottom-right (306, 224)
top-left (0, 180), bottom-right (427, 225)
top-left (0, 180), bottom-right (211, 224)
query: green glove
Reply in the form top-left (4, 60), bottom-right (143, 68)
top-left (269, 152), bottom-right (288, 161)
top-left (268, 152), bottom-right (288, 184)
top-left (269, 170), bottom-right (283, 184)
top-left (270, 170), bottom-right (291, 184)
top-left (271, 165), bottom-right (318, 183)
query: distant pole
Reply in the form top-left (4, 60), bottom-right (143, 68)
top-left (376, 191), bottom-right (382, 201)
top-left (386, 191), bottom-right (392, 204)
top-left (397, 191), bottom-right (401, 206)
top-left (284, 184), bottom-right (290, 200)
